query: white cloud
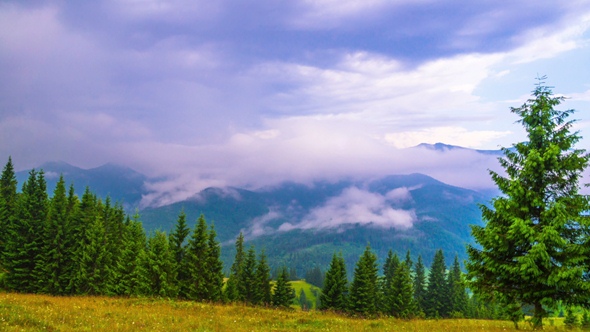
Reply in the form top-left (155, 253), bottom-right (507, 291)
top-left (279, 186), bottom-right (417, 231)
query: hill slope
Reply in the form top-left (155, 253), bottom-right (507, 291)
top-left (140, 173), bottom-right (492, 273)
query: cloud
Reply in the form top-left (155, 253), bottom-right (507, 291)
top-left (1, 0), bottom-right (589, 209)
top-left (279, 186), bottom-right (417, 231)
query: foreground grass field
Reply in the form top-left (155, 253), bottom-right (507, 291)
top-left (0, 292), bottom-right (562, 331)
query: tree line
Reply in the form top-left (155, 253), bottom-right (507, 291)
top-left (0, 157), bottom-right (507, 318)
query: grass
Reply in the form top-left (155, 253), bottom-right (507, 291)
top-left (0, 292), bottom-right (565, 331)
top-left (290, 280), bottom-right (321, 309)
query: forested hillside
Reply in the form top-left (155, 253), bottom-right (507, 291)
top-left (0, 157), bottom-right (501, 319)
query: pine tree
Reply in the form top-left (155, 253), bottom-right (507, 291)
top-left (467, 80), bottom-right (590, 329)
top-left (241, 246), bottom-right (258, 304)
top-left (184, 214), bottom-right (209, 300)
top-left (204, 223), bottom-right (224, 302)
top-left (75, 205), bottom-right (111, 295)
top-left (320, 253), bottom-right (348, 312)
top-left (349, 245), bottom-right (379, 316)
top-left (225, 232), bottom-right (246, 302)
top-left (169, 210), bottom-right (190, 297)
top-left (425, 249), bottom-right (448, 318)
top-left (39, 175), bottom-right (73, 294)
top-left (272, 267), bottom-right (295, 308)
top-left (68, 187), bottom-right (98, 294)
top-left (405, 250), bottom-right (413, 274)
top-left (382, 250), bottom-right (400, 314)
top-left (144, 231), bottom-right (177, 298)
top-left (390, 262), bottom-right (416, 318)
top-left (255, 249), bottom-right (272, 306)
top-left (413, 255), bottom-right (427, 314)
top-left (4, 169), bottom-right (48, 292)
top-left (304, 266), bottom-right (324, 288)
top-left (0, 157), bottom-right (18, 269)
top-left (447, 255), bottom-right (468, 317)
top-left (112, 214), bottom-right (148, 296)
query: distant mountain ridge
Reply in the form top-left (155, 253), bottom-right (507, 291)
top-left (16, 161), bottom-right (146, 209)
top-left (139, 172), bottom-right (492, 272)
top-left (13, 143), bottom-right (501, 272)
top-left (413, 142), bottom-right (504, 155)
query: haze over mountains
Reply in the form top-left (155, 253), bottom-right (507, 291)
top-left (14, 143), bottom-right (501, 271)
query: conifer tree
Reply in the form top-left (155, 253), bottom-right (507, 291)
top-left (4, 169), bottom-right (48, 292)
top-left (75, 204), bottom-right (111, 295)
top-left (144, 230), bottom-right (177, 298)
top-left (272, 266), bottom-right (295, 308)
top-left (382, 250), bottom-right (400, 313)
top-left (113, 214), bottom-right (148, 296)
top-left (184, 214), bottom-right (209, 300)
top-left (320, 253), bottom-right (348, 312)
top-left (225, 232), bottom-right (246, 302)
top-left (169, 210), bottom-right (190, 296)
top-left (413, 255), bottom-right (427, 313)
top-left (204, 223), bottom-right (224, 302)
top-left (255, 249), bottom-right (272, 306)
top-left (0, 157), bottom-right (18, 268)
top-left (425, 249), bottom-right (448, 318)
top-left (349, 245), bottom-right (379, 316)
top-left (39, 176), bottom-right (73, 294)
top-left (390, 262), bottom-right (416, 318)
top-left (241, 246), bottom-right (258, 304)
top-left (467, 80), bottom-right (590, 329)
top-left (447, 255), bottom-right (468, 317)
top-left (304, 266), bottom-right (324, 288)
top-left (68, 187), bottom-right (98, 294)
top-left (405, 250), bottom-right (413, 274)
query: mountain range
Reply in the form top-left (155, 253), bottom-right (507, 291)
top-left (14, 143), bottom-right (501, 273)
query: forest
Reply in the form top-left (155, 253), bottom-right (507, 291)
top-left (0, 156), bottom-right (507, 320)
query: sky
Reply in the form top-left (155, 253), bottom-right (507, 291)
top-left (1, 0), bottom-right (590, 206)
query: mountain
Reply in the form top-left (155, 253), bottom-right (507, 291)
top-left (13, 145), bottom-right (501, 273)
top-left (414, 142), bottom-right (504, 155)
top-left (140, 173), bottom-right (493, 274)
top-left (16, 161), bottom-right (147, 209)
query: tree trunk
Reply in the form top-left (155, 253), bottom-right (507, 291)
top-left (531, 302), bottom-right (546, 330)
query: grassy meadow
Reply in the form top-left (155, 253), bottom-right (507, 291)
top-left (0, 292), bottom-right (569, 331)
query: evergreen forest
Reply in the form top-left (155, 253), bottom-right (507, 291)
top-left (0, 157), bottom-right (500, 319)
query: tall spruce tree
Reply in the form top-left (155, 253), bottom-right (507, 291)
top-left (320, 253), bottom-right (348, 312)
top-left (68, 187), bottom-right (98, 294)
top-left (204, 223), bottom-right (224, 302)
top-left (390, 262), bottom-right (416, 318)
top-left (255, 249), bottom-right (272, 306)
top-left (447, 255), bottom-right (468, 317)
top-left (405, 250), bottom-right (413, 274)
top-left (272, 266), bottom-right (295, 308)
top-left (425, 249), bottom-right (448, 318)
top-left (184, 214), bottom-right (209, 300)
top-left (241, 246), bottom-right (258, 304)
top-left (413, 255), bottom-right (427, 314)
top-left (225, 232), bottom-right (246, 302)
top-left (169, 210), bottom-right (190, 297)
top-left (113, 214), bottom-right (148, 296)
top-left (4, 169), bottom-right (48, 292)
top-left (0, 157), bottom-right (18, 269)
top-left (144, 230), bottom-right (177, 298)
top-left (348, 245), bottom-right (379, 316)
top-left (466, 80), bottom-right (590, 329)
top-left (75, 202), bottom-right (111, 295)
top-left (382, 250), bottom-right (400, 313)
top-left (39, 176), bottom-right (73, 294)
